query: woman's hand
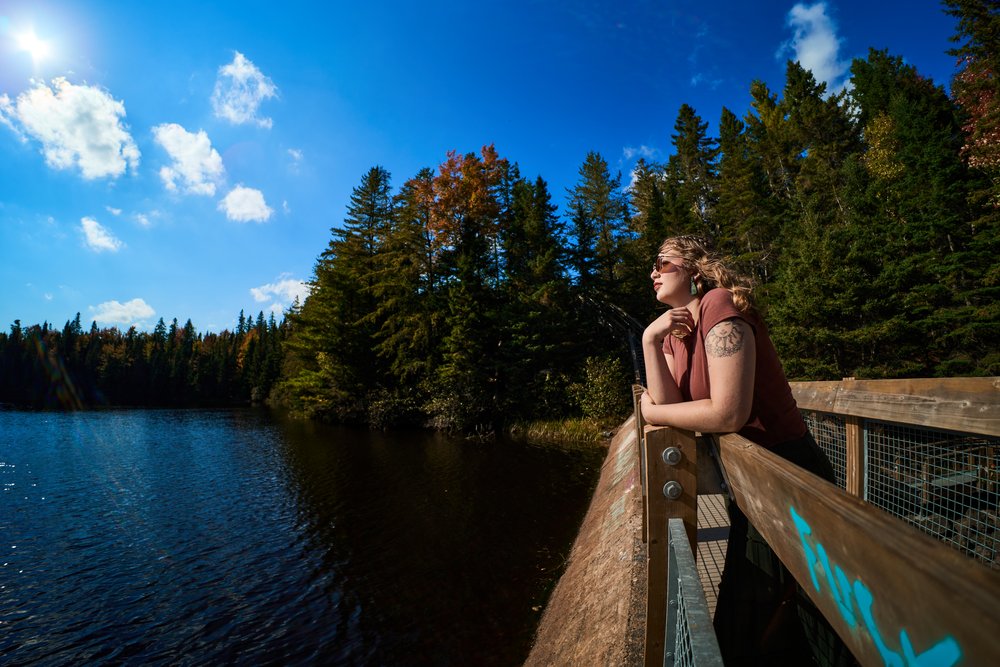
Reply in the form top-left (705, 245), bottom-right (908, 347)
top-left (641, 317), bottom-right (756, 432)
top-left (643, 307), bottom-right (694, 344)
top-left (640, 390), bottom-right (655, 421)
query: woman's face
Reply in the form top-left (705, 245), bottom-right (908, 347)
top-left (650, 252), bottom-right (690, 303)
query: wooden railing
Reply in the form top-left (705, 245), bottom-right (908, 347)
top-left (635, 378), bottom-right (1000, 666)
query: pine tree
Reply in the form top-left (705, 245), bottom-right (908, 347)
top-left (277, 166), bottom-right (395, 420)
top-left (714, 107), bottom-right (779, 287)
top-left (566, 152), bottom-right (631, 300)
top-left (499, 175), bottom-right (574, 418)
top-left (668, 103), bottom-right (719, 237)
top-left (426, 147), bottom-right (510, 430)
top-left (946, 0), bottom-right (1000, 373)
top-left (367, 168), bottom-right (441, 425)
top-left (765, 62), bottom-right (863, 378)
top-left (628, 158), bottom-right (668, 247)
top-left (847, 49), bottom-right (986, 375)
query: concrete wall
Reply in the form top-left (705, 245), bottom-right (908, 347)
top-left (525, 415), bottom-right (646, 666)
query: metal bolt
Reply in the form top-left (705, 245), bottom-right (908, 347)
top-left (662, 447), bottom-right (682, 465)
top-left (663, 480), bottom-right (683, 500)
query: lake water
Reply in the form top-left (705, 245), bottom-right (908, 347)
top-left (0, 408), bottom-right (604, 666)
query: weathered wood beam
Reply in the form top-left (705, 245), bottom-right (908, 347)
top-left (717, 432), bottom-right (1000, 667)
top-left (791, 377), bottom-right (1000, 436)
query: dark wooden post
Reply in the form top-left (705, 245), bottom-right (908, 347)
top-left (844, 415), bottom-right (864, 496)
top-left (643, 425), bottom-right (698, 667)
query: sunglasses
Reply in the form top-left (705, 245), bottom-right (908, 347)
top-left (653, 255), bottom-right (683, 273)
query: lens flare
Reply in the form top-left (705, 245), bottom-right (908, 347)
top-left (15, 28), bottom-right (51, 63)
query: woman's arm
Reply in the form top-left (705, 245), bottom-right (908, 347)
top-left (642, 308), bottom-right (692, 405)
top-left (641, 318), bottom-right (756, 433)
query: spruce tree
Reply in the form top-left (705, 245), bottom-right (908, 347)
top-left (277, 166), bottom-right (395, 420)
top-left (714, 107), bottom-right (779, 289)
top-left (668, 103), bottom-right (719, 237)
top-left (369, 168), bottom-right (441, 425)
top-left (566, 152), bottom-right (630, 301)
top-left (499, 175), bottom-right (574, 419)
top-left (426, 147), bottom-right (509, 430)
top-left (848, 49), bottom-right (984, 375)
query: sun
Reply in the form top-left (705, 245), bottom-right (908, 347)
top-left (15, 29), bottom-right (51, 63)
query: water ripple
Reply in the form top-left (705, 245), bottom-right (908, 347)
top-left (0, 408), bottom-right (602, 666)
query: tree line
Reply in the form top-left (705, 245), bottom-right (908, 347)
top-left (274, 43), bottom-right (998, 429)
top-left (2, 2), bottom-right (997, 429)
top-left (0, 311), bottom-right (285, 408)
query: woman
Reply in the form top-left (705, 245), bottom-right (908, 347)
top-left (640, 235), bottom-right (851, 666)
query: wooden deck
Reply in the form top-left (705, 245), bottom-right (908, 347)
top-left (696, 493), bottom-right (729, 618)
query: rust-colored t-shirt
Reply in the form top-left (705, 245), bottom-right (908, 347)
top-left (662, 288), bottom-right (805, 447)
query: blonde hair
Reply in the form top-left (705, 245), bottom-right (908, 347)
top-left (659, 235), bottom-right (756, 313)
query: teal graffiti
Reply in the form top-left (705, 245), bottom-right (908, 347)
top-left (790, 506), bottom-right (962, 667)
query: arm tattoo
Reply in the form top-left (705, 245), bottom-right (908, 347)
top-left (705, 320), bottom-right (746, 358)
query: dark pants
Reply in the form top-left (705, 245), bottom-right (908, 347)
top-left (712, 432), bottom-right (858, 666)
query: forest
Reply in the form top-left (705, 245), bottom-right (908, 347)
top-left (1, 3), bottom-right (997, 431)
top-left (0, 311), bottom-right (284, 408)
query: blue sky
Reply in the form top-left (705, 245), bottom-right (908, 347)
top-left (0, 0), bottom-right (959, 333)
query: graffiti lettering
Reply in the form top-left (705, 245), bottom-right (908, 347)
top-left (790, 506), bottom-right (962, 667)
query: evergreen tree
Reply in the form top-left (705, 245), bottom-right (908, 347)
top-left (668, 103), bottom-right (719, 237)
top-left (426, 147), bottom-right (509, 430)
top-left (278, 166), bottom-right (395, 420)
top-left (763, 62), bottom-right (864, 378)
top-left (714, 107), bottom-right (779, 287)
top-left (368, 168), bottom-right (441, 425)
top-left (847, 49), bottom-right (984, 375)
top-left (499, 175), bottom-right (574, 418)
top-left (628, 158), bottom-right (668, 247)
top-left (946, 0), bottom-right (1000, 373)
top-left (566, 152), bottom-right (631, 300)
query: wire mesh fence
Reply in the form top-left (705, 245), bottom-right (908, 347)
top-left (800, 410), bottom-right (999, 570)
top-left (665, 518), bottom-right (723, 666)
top-left (803, 411), bottom-right (848, 490)
top-left (865, 420), bottom-right (999, 569)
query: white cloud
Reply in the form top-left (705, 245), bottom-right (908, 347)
top-left (627, 165), bottom-right (642, 192)
top-left (44, 293), bottom-right (53, 301)
top-left (0, 94), bottom-right (27, 141)
top-left (282, 200), bottom-right (290, 214)
top-left (211, 51), bottom-right (278, 128)
top-left (0, 78), bottom-right (140, 179)
top-left (80, 216), bottom-right (124, 252)
top-left (135, 213), bottom-right (152, 227)
top-left (782, 3), bottom-right (849, 92)
top-left (690, 73), bottom-right (723, 89)
top-left (287, 147), bottom-right (303, 174)
top-left (219, 185), bottom-right (273, 222)
top-left (152, 123), bottom-right (224, 196)
top-left (90, 298), bottom-right (155, 326)
top-left (250, 277), bottom-right (311, 306)
top-left (106, 206), bottom-right (122, 216)
top-left (623, 145), bottom-right (657, 161)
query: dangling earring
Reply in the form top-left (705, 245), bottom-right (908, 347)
top-left (690, 278), bottom-right (699, 296)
